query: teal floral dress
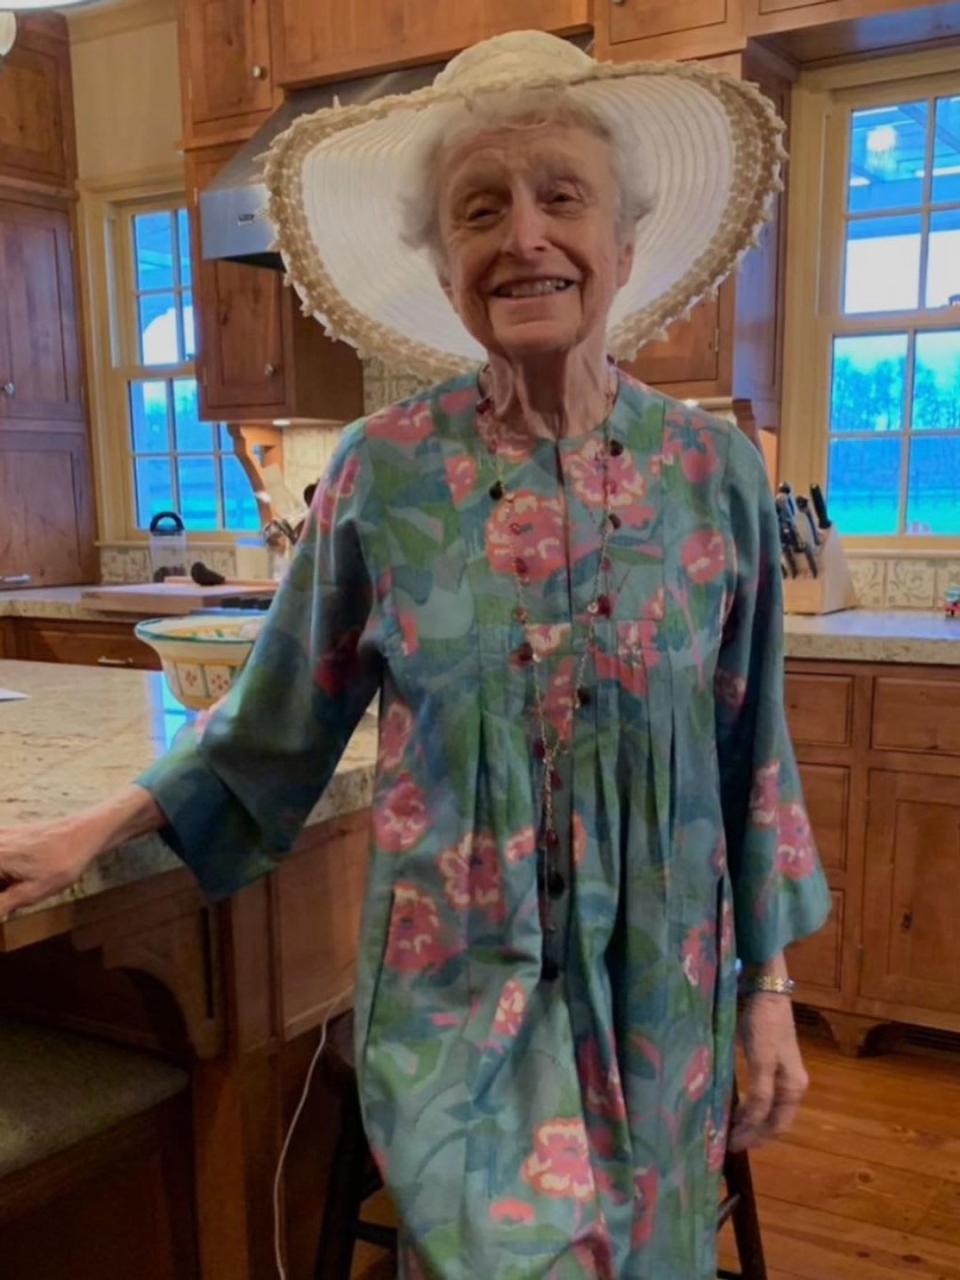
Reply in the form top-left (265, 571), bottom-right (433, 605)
top-left (140, 371), bottom-right (831, 1280)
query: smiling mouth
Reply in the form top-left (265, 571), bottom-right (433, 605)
top-left (492, 278), bottom-right (577, 299)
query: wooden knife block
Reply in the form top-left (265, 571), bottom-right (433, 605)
top-left (782, 527), bottom-right (857, 615)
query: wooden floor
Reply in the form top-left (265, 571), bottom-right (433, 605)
top-left (351, 1023), bottom-right (960, 1278)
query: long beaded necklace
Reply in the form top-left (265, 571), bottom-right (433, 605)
top-left (478, 366), bottom-right (622, 980)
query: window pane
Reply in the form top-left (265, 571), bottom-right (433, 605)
top-left (912, 330), bottom-right (960, 429)
top-left (221, 455), bottom-right (261, 530)
top-left (134, 212), bottom-right (174, 292)
top-left (844, 214), bottom-right (921, 313)
top-left (177, 208), bottom-right (192, 286)
top-left (173, 379), bottom-right (212, 451)
top-left (129, 380), bottom-right (169, 452)
top-left (932, 95), bottom-right (960, 205)
top-left (907, 436), bottom-right (960, 534)
top-left (827, 436), bottom-right (902, 535)
top-left (182, 290), bottom-right (195, 359)
top-left (847, 102), bottom-right (927, 214)
top-left (135, 456), bottom-right (175, 528)
top-left (177, 455), bottom-right (219, 530)
top-left (139, 292), bottom-right (181, 364)
top-left (830, 334), bottom-right (907, 431)
top-left (925, 209), bottom-right (960, 308)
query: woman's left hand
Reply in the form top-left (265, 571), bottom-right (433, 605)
top-left (729, 994), bottom-right (809, 1152)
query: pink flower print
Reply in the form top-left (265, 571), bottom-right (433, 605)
top-left (438, 385), bottom-right (478, 417)
top-left (383, 884), bottom-right (447, 974)
top-left (444, 454), bottom-right (478, 504)
top-left (527, 623), bottom-right (566, 661)
top-left (373, 773), bottom-right (429, 853)
top-left (489, 1198), bottom-right (535, 1226)
top-left (572, 812), bottom-right (588, 868)
top-left (714, 665), bottom-right (747, 712)
top-left (366, 399), bottom-right (434, 445)
top-left (578, 1037), bottom-right (627, 1123)
top-left (505, 826), bottom-right (536, 864)
top-left (749, 761), bottom-right (780, 829)
top-left (706, 1118), bottom-right (728, 1173)
top-left (521, 1118), bottom-right (596, 1202)
top-left (486, 491), bottom-right (565, 581)
top-left (776, 802), bottom-right (817, 880)
top-left (573, 1214), bottom-right (615, 1279)
top-left (662, 407), bottom-right (720, 484)
top-left (492, 978), bottom-right (527, 1039)
top-left (720, 897), bottom-right (735, 958)
top-left (315, 454), bottom-right (360, 533)
top-left (379, 702), bottom-right (414, 772)
top-left (711, 837), bottom-right (727, 876)
top-left (566, 437), bottom-right (655, 531)
top-left (397, 611), bottom-right (419, 656)
top-left (680, 529), bottom-right (726, 584)
top-left (631, 1166), bottom-right (659, 1247)
top-left (314, 624), bottom-right (362, 698)
top-left (683, 1046), bottom-right (712, 1101)
top-left (438, 832), bottom-right (505, 924)
top-left (476, 412), bottom-right (532, 463)
top-left (680, 922), bottom-right (717, 996)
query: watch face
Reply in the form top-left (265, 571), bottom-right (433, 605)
top-left (0, 14), bottom-right (15, 58)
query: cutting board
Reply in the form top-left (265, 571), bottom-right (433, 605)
top-left (81, 579), bottom-right (277, 615)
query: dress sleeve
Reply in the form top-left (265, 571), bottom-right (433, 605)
top-left (714, 430), bottom-right (832, 966)
top-left (137, 424), bottom-right (382, 900)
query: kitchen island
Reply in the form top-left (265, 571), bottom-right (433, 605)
top-left (0, 658), bottom-right (377, 1280)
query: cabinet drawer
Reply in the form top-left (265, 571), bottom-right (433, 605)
top-left (16, 621), bottom-right (159, 670)
top-left (872, 677), bottom-right (960, 756)
top-left (784, 673), bottom-right (853, 746)
top-left (609, 0), bottom-right (730, 44)
top-left (798, 764), bottom-right (848, 871)
top-left (787, 889), bottom-right (843, 994)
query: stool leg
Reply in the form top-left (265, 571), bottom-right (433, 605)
top-left (722, 1146), bottom-right (767, 1280)
top-left (313, 1086), bottom-right (374, 1280)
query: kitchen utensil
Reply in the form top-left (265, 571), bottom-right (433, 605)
top-left (795, 496), bottom-right (821, 547)
top-left (134, 611), bottom-right (266, 710)
top-left (810, 484), bottom-right (832, 530)
top-left (148, 511), bottom-right (188, 583)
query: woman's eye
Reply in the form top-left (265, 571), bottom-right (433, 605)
top-left (465, 205), bottom-right (498, 223)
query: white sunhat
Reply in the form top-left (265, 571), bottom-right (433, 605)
top-left (264, 30), bottom-right (786, 382)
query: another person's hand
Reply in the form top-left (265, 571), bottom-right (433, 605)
top-left (0, 786), bottom-right (165, 921)
top-left (729, 992), bottom-right (809, 1152)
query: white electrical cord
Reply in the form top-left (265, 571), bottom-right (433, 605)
top-left (273, 982), bottom-right (357, 1280)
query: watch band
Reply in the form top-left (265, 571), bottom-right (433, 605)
top-left (738, 974), bottom-right (797, 997)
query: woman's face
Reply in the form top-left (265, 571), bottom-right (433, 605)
top-left (437, 121), bottom-right (635, 362)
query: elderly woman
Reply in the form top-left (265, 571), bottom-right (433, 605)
top-left (0, 31), bottom-right (829, 1279)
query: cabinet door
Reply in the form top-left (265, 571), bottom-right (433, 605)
top-left (0, 199), bottom-right (84, 424)
top-left (0, 430), bottom-right (96, 587)
top-left (271, 0), bottom-right (589, 87)
top-left (860, 770), bottom-right (960, 1015)
top-left (14, 620), bottom-right (161, 670)
top-left (622, 282), bottom-right (734, 399)
top-left (597, 0), bottom-right (743, 60)
top-left (188, 148), bottom-right (289, 418)
top-left (180, 0), bottom-right (276, 143)
top-left (0, 23), bottom-right (75, 187)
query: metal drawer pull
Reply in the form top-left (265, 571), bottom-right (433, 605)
top-left (0, 573), bottom-right (31, 587)
top-left (1, 381), bottom-right (14, 396)
top-left (264, 362), bottom-right (278, 376)
top-left (251, 63), bottom-right (267, 79)
top-left (97, 655), bottom-right (136, 667)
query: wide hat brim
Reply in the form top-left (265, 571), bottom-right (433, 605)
top-left (263, 32), bottom-right (786, 382)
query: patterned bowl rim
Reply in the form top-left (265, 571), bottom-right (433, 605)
top-left (134, 611), bottom-right (266, 646)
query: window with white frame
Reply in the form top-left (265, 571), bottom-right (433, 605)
top-left (117, 203), bottom-right (259, 533)
top-left (822, 82), bottom-right (960, 537)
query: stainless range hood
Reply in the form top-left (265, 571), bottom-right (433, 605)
top-left (199, 34), bottom-right (592, 268)
top-left (200, 62), bottom-right (443, 268)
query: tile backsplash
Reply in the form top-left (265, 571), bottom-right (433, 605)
top-left (847, 554), bottom-right (960, 609)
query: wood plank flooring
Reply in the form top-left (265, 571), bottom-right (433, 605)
top-left (352, 1025), bottom-right (960, 1278)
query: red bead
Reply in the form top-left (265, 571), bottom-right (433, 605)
top-left (601, 557), bottom-right (612, 573)
top-left (517, 641), bottom-right (534, 664)
top-left (609, 439), bottom-right (624, 456)
top-left (545, 829), bottom-right (560, 848)
top-left (510, 521), bottom-right (523, 535)
top-left (514, 606), bottom-right (528, 623)
top-left (514, 558), bottom-right (528, 576)
top-left (609, 512), bottom-right (622, 529)
top-left (550, 769), bottom-right (563, 790)
top-left (489, 480), bottom-right (504, 500)
top-left (576, 687), bottom-right (591, 707)
top-left (533, 739), bottom-right (546, 759)
top-left (596, 594), bottom-right (611, 617)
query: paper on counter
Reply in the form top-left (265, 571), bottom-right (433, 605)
top-left (0, 688), bottom-right (27, 702)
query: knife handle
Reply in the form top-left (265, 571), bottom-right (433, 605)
top-left (810, 484), bottom-right (832, 530)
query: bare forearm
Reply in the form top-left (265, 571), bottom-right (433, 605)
top-left (62, 785), bottom-right (166, 858)
top-left (741, 950), bottom-right (789, 982)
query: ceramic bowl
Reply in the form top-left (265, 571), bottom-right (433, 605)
top-left (134, 612), bottom-right (266, 711)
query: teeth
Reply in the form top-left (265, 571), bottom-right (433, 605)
top-left (498, 279), bottom-right (572, 298)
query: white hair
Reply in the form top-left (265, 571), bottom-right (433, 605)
top-left (399, 87), bottom-right (655, 270)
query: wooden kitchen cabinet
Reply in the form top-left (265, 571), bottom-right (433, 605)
top-left (9, 618), bottom-right (160, 670)
top-left (595, 0), bottom-right (744, 61)
top-left (187, 145), bottom-right (364, 423)
top-left (0, 16), bottom-right (76, 191)
top-left (177, 0), bottom-right (280, 147)
top-left (744, 0), bottom-right (960, 61)
top-left (0, 195), bottom-right (84, 426)
top-left (270, 0), bottom-right (590, 86)
top-left (0, 430), bottom-right (97, 587)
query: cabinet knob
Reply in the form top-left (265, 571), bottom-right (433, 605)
top-left (251, 64), bottom-right (267, 79)
top-left (611, 0), bottom-right (626, 5)
top-left (1, 381), bottom-right (14, 397)
top-left (264, 362), bottom-right (278, 377)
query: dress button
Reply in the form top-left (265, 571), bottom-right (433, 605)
top-left (541, 957), bottom-right (560, 982)
top-left (576, 687), bottom-right (591, 707)
top-left (489, 480), bottom-right (504, 500)
top-left (609, 439), bottom-right (624, 457)
top-left (547, 870), bottom-right (566, 898)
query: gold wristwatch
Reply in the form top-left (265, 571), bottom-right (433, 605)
top-left (738, 974), bottom-right (796, 997)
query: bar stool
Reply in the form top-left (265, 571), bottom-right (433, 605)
top-left (314, 1011), bottom-right (766, 1280)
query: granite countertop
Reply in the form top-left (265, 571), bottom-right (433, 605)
top-left (783, 609), bottom-right (960, 665)
top-left (0, 659), bottom-right (377, 917)
top-left (0, 586), bottom-right (123, 622)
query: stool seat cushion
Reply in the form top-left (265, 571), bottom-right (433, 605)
top-left (0, 1017), bottom-right (189, 1177)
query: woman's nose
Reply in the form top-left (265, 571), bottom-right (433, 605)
top-left (502, 196), bottom-right (549, 257)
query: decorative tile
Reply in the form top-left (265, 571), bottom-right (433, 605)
top-left (884, 558), bottom-right (936, 608)
top-left (935, 560), bottom-right (960, 604)
top-left (283, 425), bottom-right (343, 502)
top-left (846, 557), bottom-right (886, 608)
top-left (362, 356), bottom-right (431, 414)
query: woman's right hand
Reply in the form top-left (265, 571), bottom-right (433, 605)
top-left (0, 785), bottom-right (166, 922)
